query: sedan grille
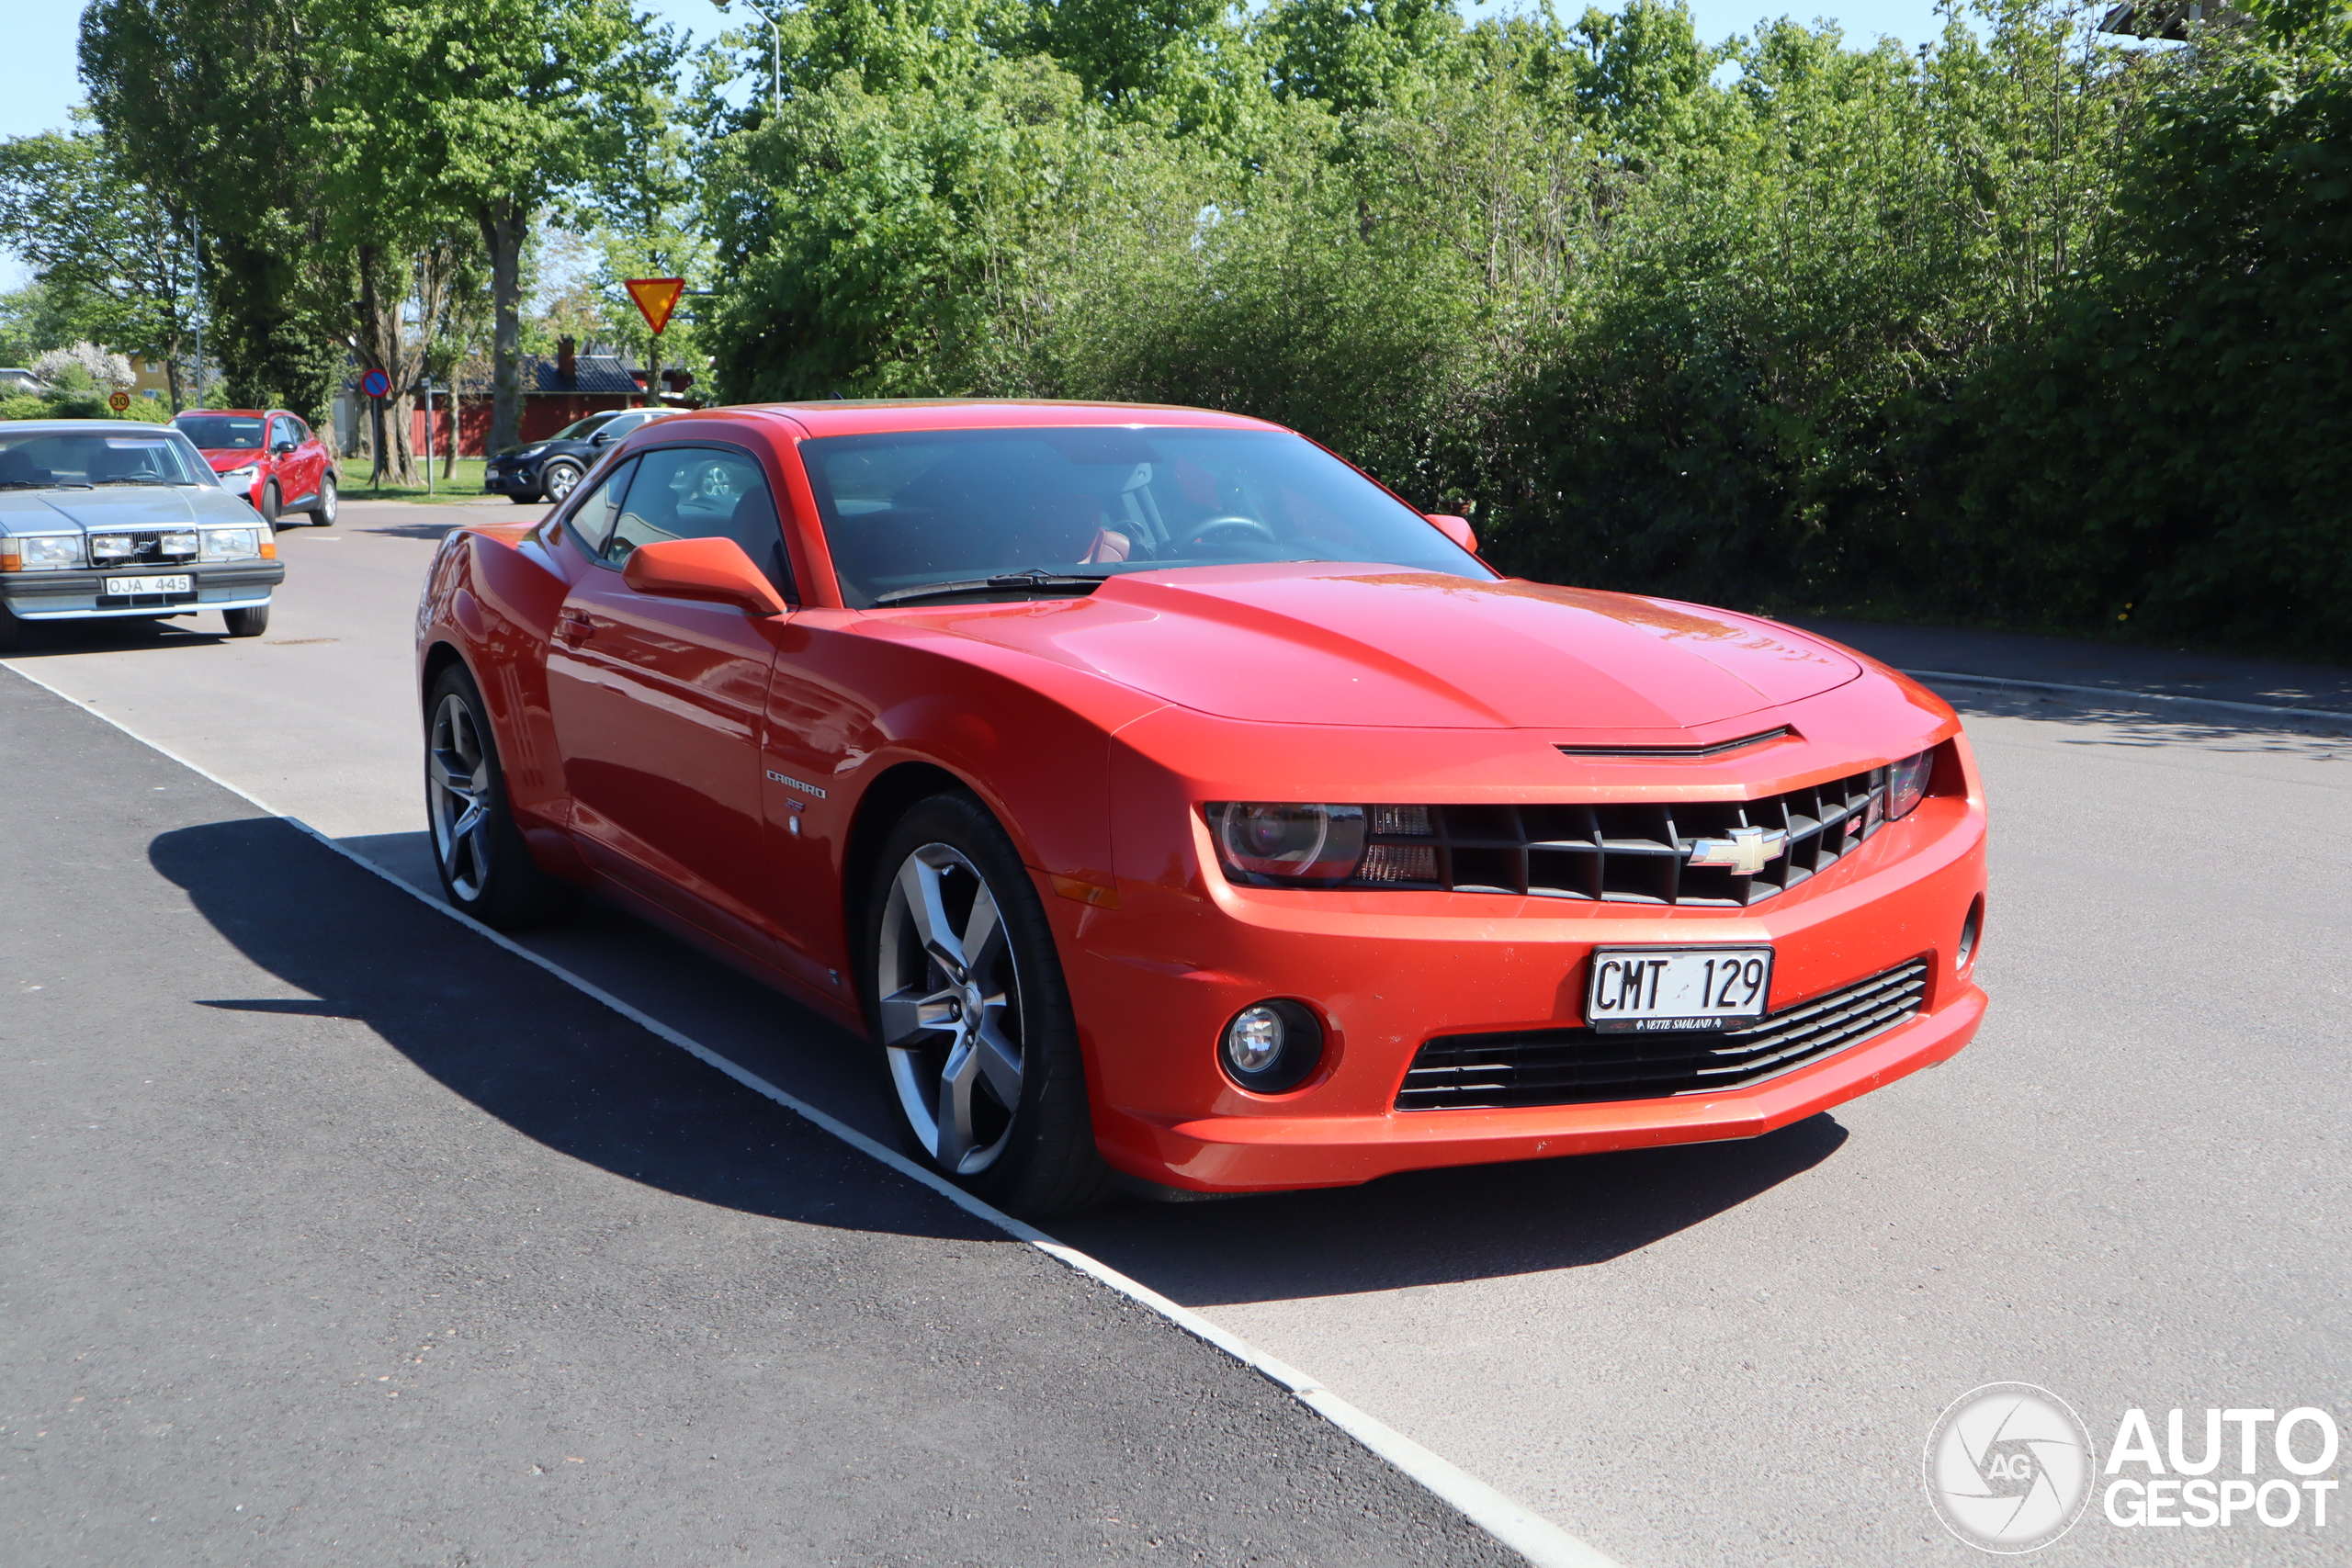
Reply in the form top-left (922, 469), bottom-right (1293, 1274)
top-left (87, 529), bottom-right (198, 567)
top-left (1351, 764), bottom-right (1892, 907)
top-left (1395, 959), bottom-right (1929, 1111)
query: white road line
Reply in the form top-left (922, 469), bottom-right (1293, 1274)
top-left (1905, 667), bottom-right (2352, 725)
top-left (6, 659), bottom-right (1621, 1568)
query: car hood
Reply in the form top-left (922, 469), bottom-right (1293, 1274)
top-left (0, 486), bottom-right (259, 531)
top-left (197, 449), bottom-right (264, 468)
top-left (922, 563), bottom-right (1864, 731)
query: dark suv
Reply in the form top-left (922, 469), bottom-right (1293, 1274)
top-left (483, 408), bottom-right (678, 504)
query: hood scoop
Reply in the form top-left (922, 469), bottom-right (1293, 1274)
top-left (1555, 726), bottom-right (1793, 759)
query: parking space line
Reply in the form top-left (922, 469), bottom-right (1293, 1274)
top-left (6, 657), bottom-right (1621, 1568)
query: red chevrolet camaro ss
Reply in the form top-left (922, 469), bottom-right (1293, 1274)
top-left (415, 400), bottom-right (1988, 1215)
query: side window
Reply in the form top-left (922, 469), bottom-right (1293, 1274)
top-left (564, 457), bottom-right (638, 558)
top-left (268, 416), bottom-right (295, 449)
top-left (602, 445), bottom-right (794, 599)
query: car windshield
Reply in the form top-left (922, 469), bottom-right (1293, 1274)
top-left (550, 412), bottom-right (621, 442)
top-left (803, 426), bottom-right (1494, 608)
top-left (0, 429), bottom-right (216, 489)
top-left (173, 414), bottom-right (266, 450)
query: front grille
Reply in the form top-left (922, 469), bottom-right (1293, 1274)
top-left (1395, 959), bottom-right (1929, 1111)
top-left (1348, 763), bottom-right (1893, 907)
top-left (87, 529), bottom-right (198, 567)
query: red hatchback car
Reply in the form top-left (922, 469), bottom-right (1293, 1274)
top-left (173, 409), bottom-right (336, 526)
top-left (415, 400), bottom-right (1988, 1216)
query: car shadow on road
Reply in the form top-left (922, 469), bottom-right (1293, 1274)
top-left (1057, 1115), bottom-right (1848, 1306)
top-left (146, 814), bottom-right (989, 1245)
top-left (1, 616), bottom-right (223, 657)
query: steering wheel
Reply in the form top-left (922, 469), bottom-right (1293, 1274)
top-left (1176, 515), bottom-right (1280, 553)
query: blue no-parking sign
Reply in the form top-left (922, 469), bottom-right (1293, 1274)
top-left (359, 367), bottom-right (390, 399)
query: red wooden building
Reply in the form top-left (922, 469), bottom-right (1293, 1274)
top-left (400, 341), bottom-right (694, 457)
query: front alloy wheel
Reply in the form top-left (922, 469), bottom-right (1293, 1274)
top-left (877, 843), bottom-right (1027, 1175)
top-left (866, 794), bottom-right (1114, 1215)
top-left (541, 461), bottom-right (582, 503)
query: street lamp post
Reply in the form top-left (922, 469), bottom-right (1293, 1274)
top-left (719, 0), bottom-right (784, 118)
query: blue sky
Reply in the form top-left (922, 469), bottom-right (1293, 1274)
top-left (3, 0), bottom-right (1960, 288)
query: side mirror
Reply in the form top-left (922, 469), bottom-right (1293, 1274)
top-left (591, 431), bottom-right (616, 446)
top-left (272, 440), bottom-right (297, 456)
top-left (1426, 513), bottom-right (1477, 553)
top-left (621, 536), bottom-right (789, 617)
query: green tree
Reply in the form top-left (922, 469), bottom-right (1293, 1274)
top-left (314, 0), bottom-right (681, 455)
top-left (0, 130), bottom-right (202, 407)
top-left (79, 0), bottom-right (345, 422)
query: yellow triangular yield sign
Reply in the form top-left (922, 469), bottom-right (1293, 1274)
top-left (624, 276), bottom-right (686, 335)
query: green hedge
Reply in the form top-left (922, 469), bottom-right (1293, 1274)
top-left (697, 0), bottom-right (2352, 656)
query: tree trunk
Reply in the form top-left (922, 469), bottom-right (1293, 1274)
top-left (481, 200), bottom-right (526, 457)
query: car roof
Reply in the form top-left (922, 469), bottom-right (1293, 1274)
top-left (2, 420), bottom-right (183, 434)
top-left (720, 398), bottom-right (1284, 439)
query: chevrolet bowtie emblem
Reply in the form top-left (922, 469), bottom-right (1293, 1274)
top-left (1686, 825), bottom-right (1789, 875)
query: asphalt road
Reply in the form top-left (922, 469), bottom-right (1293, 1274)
top-left (7, 500), bottom-right (2349, 1564)
top-left (0, 638), bottom-right (1518, 1568)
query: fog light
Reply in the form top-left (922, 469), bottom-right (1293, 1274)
top-left (90, 535), bottom-right (135, 560)
top-left (1218, 998), bottom-right (1324, 1093)
top-left (1957, 897), bottom-right (1984, 972)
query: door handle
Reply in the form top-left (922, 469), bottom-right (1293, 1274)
top-left (555, 609), bottom-right (594, 647)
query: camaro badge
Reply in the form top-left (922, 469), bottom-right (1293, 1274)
top-left (1687, 825), bottom-right (1789, 875)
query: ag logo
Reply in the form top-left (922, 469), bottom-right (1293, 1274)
top-left (1924, 1382), bottom-right (2096, 1552)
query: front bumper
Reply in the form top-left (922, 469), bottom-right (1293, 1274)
top-left (1059, 790), bottom-right (1989, 1193)
top-left (0, 563), bottom-right (283, 619)
top-left (482, 460), bottom-right (541, 495)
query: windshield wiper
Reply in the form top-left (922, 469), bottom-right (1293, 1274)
top-left (871, 570), bottom-right (1111, 607)
top-left (89, 478), bottom-right (165, 486)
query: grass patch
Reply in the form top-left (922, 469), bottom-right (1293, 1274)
top-left (335, 457), bottom-right (524, 505)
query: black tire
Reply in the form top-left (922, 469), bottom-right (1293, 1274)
top-left (307, 469), bottom-right (337, 525)
top-left (0, 604), bottom-right (26, 652)
top-left (424, 663), bottom-right (576, 929)
top-left (259, 481), bottom-right (282, 525)
top-left (540, 461), bottom-right (582, 503)
top-left (863, 792), bottom-right (1114, 1218)
top-left (221, 604), bottom-right (270, 637)
top-left (507, 492), bottom-right (539, 505)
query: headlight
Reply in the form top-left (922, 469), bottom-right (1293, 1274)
top-left (1886, 748), bottom-right (1936, 820)
top-left (218, 464), bottom-right (258, 483)
top-left (90, 534), bottom-right (137, 561)
top-left (1206, 803), bottom-right (1368, 886)
top-left (160, 531), bottom-right (199, 558)
top-left (199, 527), bottom-right (262, 562)
top-left (0, 534), bottom-right (82, 571)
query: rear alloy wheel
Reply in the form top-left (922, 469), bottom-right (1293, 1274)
top-left (308, 469), bottom-right (337, 525)
top-left (259, 481), bottom-right (282, 526)
top-left (866, 793), bottom-right (1114, 1216)
top-left (540, 461), bottom-right (582, 504)
top-left (222, 605), bottom-right (269, 637)
top-left (425, 664), bottom-right (576, 928)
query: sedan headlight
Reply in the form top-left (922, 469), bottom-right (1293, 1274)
top-left (0, 534), bottom-right (82, 571)
top-left (1206, 803), bottom-right (1369, 886)
top-left (217, 464), bottom-right (259, 483)
top-left (89, 534), bottom-right (138, 561)
top-left (199, 526), bottom-right (263, 562)
top-left (1886, 748), bottom-right (1936, 820)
